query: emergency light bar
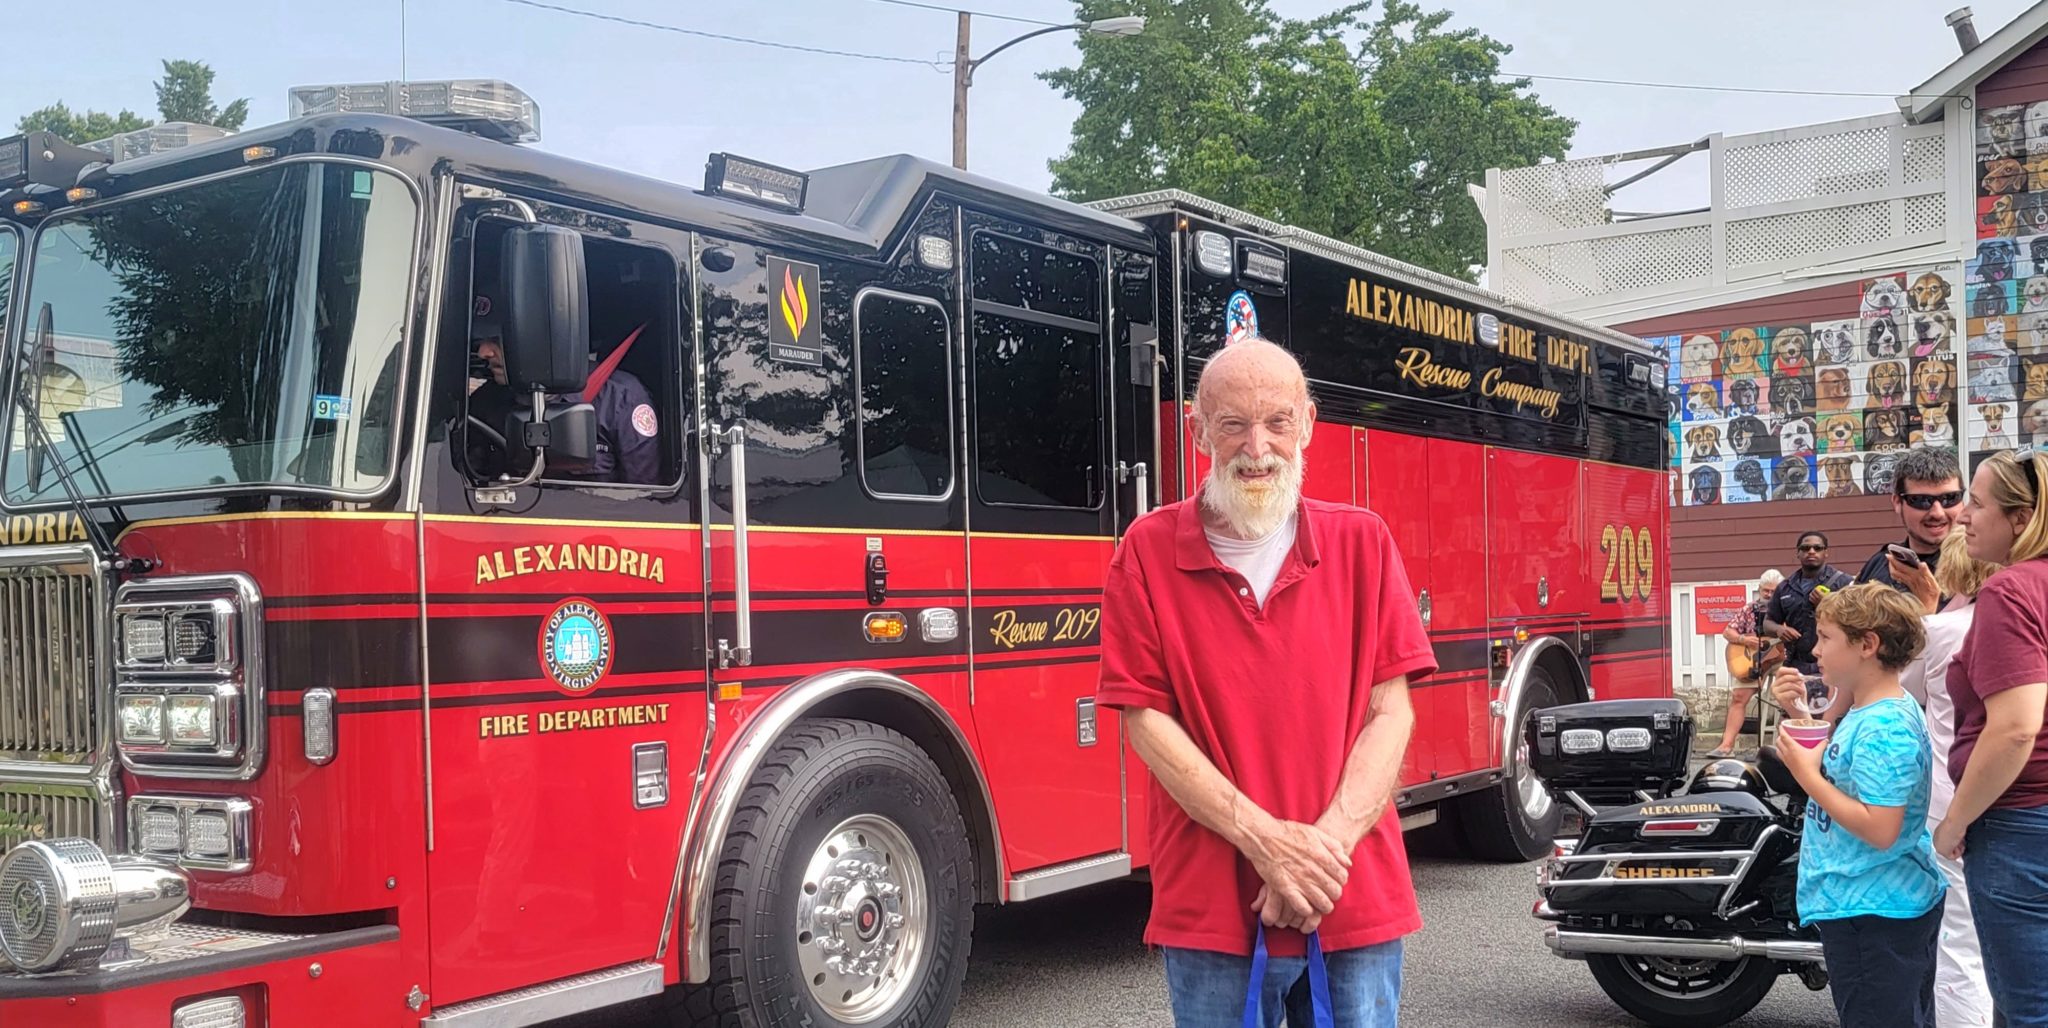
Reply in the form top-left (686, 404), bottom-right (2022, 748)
top-left (0, 130), bottom-right (105, 192)
top-left (288, 79), bottom-right (542, 144)
top-left (705, 153), bottom-right (808, 214)
top-left (82, 122), bottom-right (232, 164)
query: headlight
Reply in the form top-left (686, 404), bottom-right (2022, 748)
top-left (118, 693), bottom-right (167, 745)
top-left (0, 839), bottom-right (189, 973)
top-left (117, 598), bottom-right (236, 672)
top-left (114, 683), bottom-right (242, 767)
top-left (128, 796), bottom-right (253, 871)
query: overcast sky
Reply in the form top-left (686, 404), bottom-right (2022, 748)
top-left (3, 0), bottom-right (2037, 228)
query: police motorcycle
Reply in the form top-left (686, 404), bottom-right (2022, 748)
top-left (1527, 698), bottom-right (1827, 1028)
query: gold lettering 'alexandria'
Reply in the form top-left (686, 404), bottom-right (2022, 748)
top-left (1345, 278), bottom-right (1475, 346)
top-left (0, 513), bottom-right (91, 546)
top-left (476, 544), bottom-right (667, 585)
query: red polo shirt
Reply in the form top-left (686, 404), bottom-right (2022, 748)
top-left (1097, 497), bottom-right (1436, 957)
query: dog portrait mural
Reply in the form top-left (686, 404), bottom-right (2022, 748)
top-left (1664, 269), bottom-right (1973, 506)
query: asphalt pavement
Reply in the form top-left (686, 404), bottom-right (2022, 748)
top-left (546, 821), bottom-right (1837, 1027)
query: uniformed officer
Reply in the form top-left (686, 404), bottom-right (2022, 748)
top-left (466, 294), bottom-right (662, 485)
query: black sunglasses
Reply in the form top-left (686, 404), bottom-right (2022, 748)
top-left (1797, 543), bottom-right (1827, 552)
top-left (1898, 490), bottom-right (1966, 510)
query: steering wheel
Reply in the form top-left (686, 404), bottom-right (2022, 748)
top-left (466, 415), bottom-right (507, 448)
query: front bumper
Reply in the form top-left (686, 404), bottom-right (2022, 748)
top-left (0, 922), bottom-right (404, 1027)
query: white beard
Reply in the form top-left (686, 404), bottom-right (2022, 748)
top-left (1200, 451), bottom-right (1305, 539)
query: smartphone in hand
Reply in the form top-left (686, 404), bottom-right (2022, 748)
top-left (1887, 543), bottom-right (1923, 569)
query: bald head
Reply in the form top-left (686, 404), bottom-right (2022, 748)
top-left (1194, 338), bottom-right (1310, 416)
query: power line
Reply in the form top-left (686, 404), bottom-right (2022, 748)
top-left (855, 0), bottom-right (1067, 28)
top-left (1498, 70), bottom-right (1932, 99)
top-left (498, 0), bottom-right (947, 68)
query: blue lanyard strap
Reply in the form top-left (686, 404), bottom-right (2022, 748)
top-left (1241, 924), bottom-right (1335, 1028)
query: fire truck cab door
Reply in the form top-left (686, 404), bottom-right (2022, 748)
top-left (421, 189), bottom-right (707, 1006)
top-left (962, 217), bottom-right (1125, 876)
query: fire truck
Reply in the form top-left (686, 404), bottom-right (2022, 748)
top-left (0, 81), bottom-right (1668, 1027)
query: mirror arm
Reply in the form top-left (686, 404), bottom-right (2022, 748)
top-left (494, 388), bottom-right (551, 489)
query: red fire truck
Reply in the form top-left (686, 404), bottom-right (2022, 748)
top-left (0, 81), bottom-right (1667, 1027)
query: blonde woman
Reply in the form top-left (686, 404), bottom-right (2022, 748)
top-left (1712, 569), bottom-right (1784, 757)
top-left (1932, 448), bottom-right (2048, 1022)
top-left (1899, 531), bottom-right (2001, 1027)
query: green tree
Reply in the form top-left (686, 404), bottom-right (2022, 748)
top-left (13, 58), bottom-right (248, 142)
top-left (1043, 0), bottom-right (1575, 280)
top-left (14, 103), bottom-right (151, 142)
top-left (153, 59), bottom-right (249, 131)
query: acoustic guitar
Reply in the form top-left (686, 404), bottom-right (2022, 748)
top-left (1725, 638), bottom-right (1784, 684)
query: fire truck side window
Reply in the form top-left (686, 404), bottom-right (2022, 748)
top-left (853, 290), bottom-right (953, 499)
top-left (969, 232), bottom-right (1104, 510)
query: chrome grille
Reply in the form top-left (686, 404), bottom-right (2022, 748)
top-left (0, 549), bottom-right (102, 764)
top-left (0, 783), bottom-right (102, 850)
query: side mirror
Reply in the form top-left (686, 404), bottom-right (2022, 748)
top-left (499, 223), bottom-right (590, 394)
top-left (506, 401), bottom-right (596, 464)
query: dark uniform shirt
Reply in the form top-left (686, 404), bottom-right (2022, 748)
top-left (1854, 540), bottom-right (1944, 595)
top-left (466, 368), bottom-right (661, 485)
top-left (1767, 564), bottom-right (1854, 673)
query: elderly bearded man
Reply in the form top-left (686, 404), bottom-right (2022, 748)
top-left (1097, 338), bottom-right (1435, 1027)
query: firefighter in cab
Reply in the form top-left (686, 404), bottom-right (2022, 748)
top-left (465, 292), bottom-right (662, 485)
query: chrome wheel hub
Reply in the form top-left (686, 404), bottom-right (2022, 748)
top-left (1513, 733), bottom-right (1555, 822)
top-left (795, 814), bottom-right (926, 1023)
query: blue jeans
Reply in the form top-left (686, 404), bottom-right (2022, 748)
top-left (1163, 939), bottom-right (1403, 1028)
top-left (1967, 806), bottom-right (2048, 1027)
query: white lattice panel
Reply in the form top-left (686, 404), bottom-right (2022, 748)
top-left (1493, 156), bottom-right (1613, 236)
top-left (1903, 134), bottom-right (1946, 184)
top-left (1723, 125), bottom-right (1892, 208)
top-left (1499, 224), bottom-right (1712, 304)
top-left (1725, 201), bottom-right (1893, 267)
top-left (1905, 193), bottom-right (1947, 235)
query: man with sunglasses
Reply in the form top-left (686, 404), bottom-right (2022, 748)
top-left (1855, 446), bottom-right (1963, 605)
top-left (1764, 531), bottom-right (1855, 675)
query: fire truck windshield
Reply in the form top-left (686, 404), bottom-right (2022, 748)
top-left (2, 161), bottom-right (417, 506)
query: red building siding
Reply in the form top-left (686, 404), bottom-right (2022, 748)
top-left (1978, 36), bottom-right (2048, 109)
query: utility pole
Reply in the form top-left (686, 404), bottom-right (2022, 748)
top-left (951, 12), bottom-right (972, 170)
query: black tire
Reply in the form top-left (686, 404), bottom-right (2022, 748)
top-left (1585, 953), bottom-right (1781, 1028)
top-left (664, 718), bottom-right (976, 1028)
top-left (1454, 666), bottom-right (1565, 862)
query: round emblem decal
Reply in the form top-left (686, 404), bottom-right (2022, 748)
top-left (10, 878), bottom-right (46, 938)
top-left (1225, 290), bottom-right (1259, 344)
top-left (631, 403), bottom-right (659, 438)
top-left (540, 599), bottom-right (614, 694)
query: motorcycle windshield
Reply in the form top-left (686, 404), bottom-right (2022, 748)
top-left (2, 161), bottom-right (418, 505)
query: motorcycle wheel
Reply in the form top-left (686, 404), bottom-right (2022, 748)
top-left (1585, 952), bottom-right (1779, 1028)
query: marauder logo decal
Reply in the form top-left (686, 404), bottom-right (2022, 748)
top-left (768, 255), bottom-right (824, 367)
top-left (539, 598), bottom-right (614, 694)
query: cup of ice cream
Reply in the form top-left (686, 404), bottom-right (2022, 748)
top-left (1782, 718), bottom-right (1831, 749)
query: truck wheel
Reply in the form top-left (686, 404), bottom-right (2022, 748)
top-left (1455, 666), bottom-right (1564, 862)
top-left (1585, 953), bottom-right (1779, 1028)
top-left (666, 718), bottom-right (976, 1028)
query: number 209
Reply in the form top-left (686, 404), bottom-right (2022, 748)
top-left (1599, 524), bottom-right (1655, 603)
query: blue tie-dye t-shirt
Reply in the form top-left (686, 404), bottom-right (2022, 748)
top-left (1798, 695), bottom-right (1945, 924)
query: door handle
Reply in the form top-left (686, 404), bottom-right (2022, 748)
top-left (1419, 588), bottom-right (1432, 628)
top-left (1118, 461), bottom-right (1151, 519)
top-left (715, 424), bottom-right (753, 669)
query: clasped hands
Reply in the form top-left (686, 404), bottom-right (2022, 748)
top-left (1241, 807), bottom-right (1372, 935)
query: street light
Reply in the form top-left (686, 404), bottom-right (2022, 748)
top-left (951, 14), bottom-right (1146, 170)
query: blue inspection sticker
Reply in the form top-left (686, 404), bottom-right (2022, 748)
top-left (312, 395), bottom-right (353, 421)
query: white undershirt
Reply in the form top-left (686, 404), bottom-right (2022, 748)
top-left (1204, 514), bottom-right (1298, 607)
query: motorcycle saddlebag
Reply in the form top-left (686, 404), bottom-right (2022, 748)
top-left (1525, 699), bottom-right (1693, 793)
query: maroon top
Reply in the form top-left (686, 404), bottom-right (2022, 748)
top-left (1948, 557), bottom-right (2048, 807)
